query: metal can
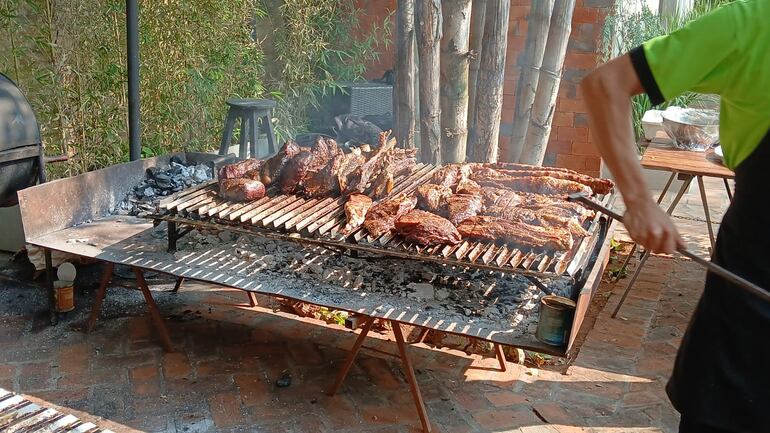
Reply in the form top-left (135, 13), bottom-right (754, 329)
top-left (535, 295), bottom-right (576, 347)
top-left (54, 280), bottom-right (75, 312)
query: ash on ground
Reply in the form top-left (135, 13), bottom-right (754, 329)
top-left (112, 157), bottom-right (212, 217)
top-left (168, 226), bottom-right (574, 336)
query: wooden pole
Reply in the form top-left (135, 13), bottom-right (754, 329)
top-left (416, 0), bottom-right (443, 164)
top-left (466, 0), bottom-right (488, 158)
top-left (396, 0), bottom-right (417, 149)
top-left (440, 0), bottom-right (473, 163)
top-left (470, 0), bottom-right (510, 163)
top-left (520, 0), bottom-right (575, 165)
top-left (503, 0), bottom-right (555, 162)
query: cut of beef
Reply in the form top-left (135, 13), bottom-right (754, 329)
top-left (278, 150), bottom-right (314, 194)
top-left (479, 165), bottom-right (614, 195)
top-left (336, 151), bottom-right (367, 193)
top-left (218, 178), bottom-right (266, 202)
top-left (342, 193), bottom-right (373, 235)
top-left (455, 178), bottom-right (481, 195)
top-left (443, 194), bottom-right (484, 226)
top-left (367, 168), bottom-right (394, 200)
top-left (260, 141), bottom-right (301, 186)
top-left (457, 216), bottom-right (574, 252)
top-left (362, 194), bottom-right (418, 238)
top-left (473, 173), bottom-right (593, 196)
top-left (395, 210), bottom-right (461, 246)
top-left (480, 187), bottom-right (524, 208)
top-left (415, 184), bottom-right (453, 213)
top-left (218, 159), bottom-right (263, 180)
top-left (344, 132), bottom-right (397, 194)
top-left (430, 164), bottom-right (473, 189)
top-left (485, 205), bottom-right (589, 237)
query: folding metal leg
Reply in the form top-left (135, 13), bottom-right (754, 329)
top-left (612, 175), bottom-right (693, 318)
top-left (45, 249), bottom-right (57, 326)
top-left (392, 320), bottom-right (432, 433)
top-left (329, 317), bottom-right (375, 396)
top-left (246, 291), bottom-right (258, 307)
top-left (697, 176), bottom-right (716, 252)
top-left (132, 267), bottom-right (174, 352)
top-left (87, 262), bottom-right (115, 332)
top-left (171, 277), bottom-right (184, 293)
top-left (616, 171), bottom-right (678, 279)
top-left (494, 343), bottom-right (507, 372)
top-left (723, 178), bottom-right (733, 202)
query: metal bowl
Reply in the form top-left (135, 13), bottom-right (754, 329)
top-left (661, 108), bottom-right (719, 152)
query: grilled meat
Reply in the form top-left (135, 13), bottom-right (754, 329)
top-left (443, 194), bottom-right (484, 226)
top-left (430, 164), bottom-right (473, 189)
top-left (367, 168), bottom-right (394, 200)
top-left (303, 153), bottom-right (343, 198)
top-left (278, 150), bottom-right (314, 194)
top-left (456, 178), bottom-right (481, 195)
top-left (344, 131), bottom-right (397, 194)
top-left (390, 148), bottom-right (418, 176)
top-left (218, 178), bottom-right (266, 202)
top-left (416, 184), bottom-right (453, 213)
top-left (336, 150), bottom-right (367, 193)
top-left (516, 192), bottom-right (595, 221)
top-left (457, 216), bottom-right (574, 252)
top-left (473, 173), bottom-right (593, 196)
top-left (481, 167), bottom-right (613, 195)
top-left (485, 205), bottom-right (588, 237)
top-left (218, 159), bottom-right (263, 180)
top-left (362, 194), bottom-right (418, 238)
top-left (480, 187), bottom-right (524, 208)
top-left (341, 193), bottom-right (373, 235)
top-left (395, 210), bottom-right (461, 246)
top-left (260, 141), bottom-right (301, 186)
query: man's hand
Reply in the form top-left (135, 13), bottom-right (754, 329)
top-left (624, 199), bottom-right (684, 254)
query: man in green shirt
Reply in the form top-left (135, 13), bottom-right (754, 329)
top-left (581, 0), bottom-right (770, 431)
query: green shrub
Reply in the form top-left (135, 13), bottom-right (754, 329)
top-left (0, 0), bottom-right (387, 177)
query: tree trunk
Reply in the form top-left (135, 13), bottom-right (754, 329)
top-left (470, 0), bottom-right (510, 163)
top-left (416, 0), bottom-right (442, 164)
top-left (519, 0), bottom-right (575, 165)
top-left (466, 0), bottom-right (487, 159)
top-left (395, 0), bottom-right (417, 149)
top-left (440, 0), bottom-right (472, 163)
top-left (502, 0), bottom-right (555, 162)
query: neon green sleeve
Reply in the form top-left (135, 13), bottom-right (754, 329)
top-left (629, 5), bottom-right (740, 105)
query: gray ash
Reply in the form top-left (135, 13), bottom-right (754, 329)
top-left (113, 157), bottom-right (212, 217)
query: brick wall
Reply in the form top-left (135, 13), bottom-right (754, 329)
top-left (355, 0), bottom-right (611, 176)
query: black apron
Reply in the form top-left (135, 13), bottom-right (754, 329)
top-left (667, 133), bottom-right (770, 432)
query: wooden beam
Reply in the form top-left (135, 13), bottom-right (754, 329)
top-left (395, 0), bottom-right (417, 149)
top-left (466, 0), bottom-right (488, 159)
top-left (440, 0), bottom-right (473, 163)
top-left (416, 0), bottom-right (443, 164)
top-left (470, 0), bottom-right (510, 162)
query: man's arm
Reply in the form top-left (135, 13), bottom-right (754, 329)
top-left (580, 54), bottom-right (683, 254)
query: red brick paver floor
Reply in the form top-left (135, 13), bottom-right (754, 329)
top-left (0, 250), bottom-right (703, 433)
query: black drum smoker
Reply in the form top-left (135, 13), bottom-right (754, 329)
top-left (0, 73), bottom-right (56, 207)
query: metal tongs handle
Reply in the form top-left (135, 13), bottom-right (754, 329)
top-left (568, 193), bottom-right (770, 303)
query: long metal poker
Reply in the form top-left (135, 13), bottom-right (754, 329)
top-left (568, 193), bottom-right (770, 303)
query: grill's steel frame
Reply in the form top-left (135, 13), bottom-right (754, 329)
top-left (153, 163), bottom-right (612, 280)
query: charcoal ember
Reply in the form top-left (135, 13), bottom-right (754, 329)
top-left (114, 161), bottom-right (212, 216)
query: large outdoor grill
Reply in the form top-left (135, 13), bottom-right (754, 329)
top-left (153, 163), bottom-right (612, 283)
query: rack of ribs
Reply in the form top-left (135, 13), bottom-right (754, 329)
top-left (395, 210), bottom-right (461, 246)
top-left (430, 164), bottom-right (474, 189)
top-left (362, 194), bottom-right (418, 238)
top-left (443, 194), bottom-right (484, 226)
top-left (473, 173), bottom-right (593, 196)
top-left (457, 216), bottom-right (574, 252)
top-left (485, 205), bottom-right (588, 237)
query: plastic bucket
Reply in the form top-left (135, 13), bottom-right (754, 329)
top-left (535, 295), bottom-right (576, 346)
top-left (54, 280), bottom-right (75, 312)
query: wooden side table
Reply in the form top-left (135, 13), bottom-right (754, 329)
top-left (612, 141), bottom-right (734, 318)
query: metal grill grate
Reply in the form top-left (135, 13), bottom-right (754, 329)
top-left (0, 388), bottom-right (114, 433)
top-left (154, 164), bottom-right (612, 278)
